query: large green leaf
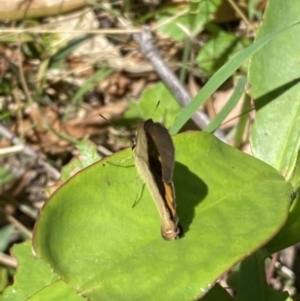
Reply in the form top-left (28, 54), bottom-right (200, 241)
top-left (170, 20), bottom-right (300, 135)
top-left (30, 132), bottom-right (291, 300)
top-left (248, 0), bottom-right (300, 176)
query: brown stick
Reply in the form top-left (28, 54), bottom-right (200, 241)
top-left (133, 27), bottom-right (227, 142)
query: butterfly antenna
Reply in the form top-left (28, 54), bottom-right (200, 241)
top-left (99, 114), bottom-right (135, 144)
top-left (150, 100), bottom-right (161, 119)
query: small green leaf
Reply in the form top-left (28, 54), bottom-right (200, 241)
top-left (61, 140), bottom-right (101, 183)
top-left (0, 168), bottom-right (14, 187)
top-left (236, 249), bottom-right (290, 301)
top-left (197, 28), bottom-right (251, 76)
top-left (124, 82), bottom-right (181, 128)
top-left (2, 242), bottom-right (85, 300)
top-left (157, 0), bottom-right (222, 41)
top-left (0, 225), bottom-right (14, 252)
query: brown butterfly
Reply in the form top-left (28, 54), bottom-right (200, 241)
top-left (133, 119), bottom-right (180, 240)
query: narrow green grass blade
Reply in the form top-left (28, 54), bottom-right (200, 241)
top-left (169, 21), bottom-right (300, 135)
top-left (204, 76), bottom-right (246, 133)
top-left (50, 35), bottom-right (90, 64)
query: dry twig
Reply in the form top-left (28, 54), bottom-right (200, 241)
top-left (133, 27), bottom-right (227, 142)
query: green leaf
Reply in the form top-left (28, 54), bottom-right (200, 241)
top-left (157, 0), bottom-right (222, 41)
top-left (0, 225), bottom-right (14, 252)
top-left (61, 139), bottom-right (101, 183)
top-left (197, 27), bottom-right (251, 76)
top-left (32, 132), bottom-right (291, 300)
top-left (124, 82), bottom-right (181, 128)
top-left (248, 0), bottom-right (300, 176)
top-left (2, 242), bottom-right (83, 301)
top-left (236, 249), bottom-right (290, 301)
top-left (0, 168), bottom-right (13, 187)
top-left (169, 20), bottom-right (300, 135)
